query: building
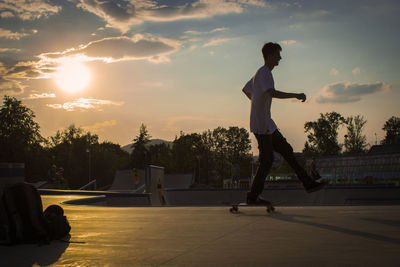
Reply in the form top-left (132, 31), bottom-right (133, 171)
top-left (308, 144), bottom-right (400, 185)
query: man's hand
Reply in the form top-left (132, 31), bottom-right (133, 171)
top-left (297, 93), bottom-right (306, 102)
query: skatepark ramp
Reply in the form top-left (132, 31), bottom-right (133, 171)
top-left (145, 165), bottom-right (165, 206)
top-left (163, 174), bottom-right (194, 189)
top-left (108, 166), bottom-right (166, 205)
top-left (109, 169), bottom-right (145, 192)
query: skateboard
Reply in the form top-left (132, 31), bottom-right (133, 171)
top-left (230, 201), bottom-right (275, 214)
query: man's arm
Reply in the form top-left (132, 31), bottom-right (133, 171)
top-left (270, 89), bottom-right (306, 102)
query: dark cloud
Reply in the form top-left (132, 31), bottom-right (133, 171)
top-left (75, 0), bottom-right (262, 32)
top-left (0, 76), bottom-right (24, 94)
top-left (5, 62), bottom-right (43, 79)
top-left (316, 81), bottom-right (391, 103)
top-left (0, 59), bottom-right (56, 95)
top-left (41, 34), bottom-right (181, 63)
top-left (0, 0), bottom-right (61, 20)
top-left (97, 0), bottom-right (135, 21)
top-left (80, 36), bottom-right (178, 61)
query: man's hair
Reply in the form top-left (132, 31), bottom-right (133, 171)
top-left (262, 42), bottom-right (282, 62)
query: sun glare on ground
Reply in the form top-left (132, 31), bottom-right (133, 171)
top-left (54, 58), bottom-right (91, 93)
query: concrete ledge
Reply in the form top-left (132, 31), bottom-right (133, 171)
top-left (62, 194), bottom-right (152, 206)
top-left (40, 189), bottom-right (152, 206)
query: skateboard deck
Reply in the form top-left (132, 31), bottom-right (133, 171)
top-left (230, 201), bottom-right (275, 214)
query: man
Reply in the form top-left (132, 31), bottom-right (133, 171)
top-left (243, 42), bottom-right (326, 204)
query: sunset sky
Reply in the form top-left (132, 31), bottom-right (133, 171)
top-left (1, 0), bottom-right (399, 154)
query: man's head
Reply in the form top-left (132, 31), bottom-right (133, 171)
top-left (262, 42), bottom-right (282, 68)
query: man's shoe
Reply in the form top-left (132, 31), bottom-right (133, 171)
top-left (246, 192), bottom-right (257, 204)
top-left (247, 195), bottom-right (271, 205)
top-left (305, 180), bottom-right (327, 193)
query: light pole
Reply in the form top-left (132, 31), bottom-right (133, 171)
top-left (196, 156), bottom-right (200, 184)
top-left (251, 153), bottom-right (255, 187)
top-left (86, 148), bottom-right (91, 184)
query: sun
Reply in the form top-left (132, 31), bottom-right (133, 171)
top-left (54, 59), bottom-right (91, 93)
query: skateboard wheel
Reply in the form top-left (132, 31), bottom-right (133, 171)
top-left (266, 206), bottom-right (275, 213)
top-left (230, 206), bottom-right (238, 213)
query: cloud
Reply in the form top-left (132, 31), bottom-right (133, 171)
top-left (352, 67), bottom-right (361, 75)
top-left (203, 38), bottom-right (233, 47)
top-left (76, 0), bottom-right (264, 32)
top-left (46, 98), bottom-right (124, 112)
top-left (40, 34), bottom-right (182, 63)
top-left (1, 34), bottom-right (181, 95)
top-left (184, 27), bottom-right (228, 36)
top-left (316, 81), bottom-right (391, 104)
top-left (0, 77), bottom-right (24, 95)
top-left (0, 28), bottom-right (29, 40)
top-left (0, 48), bottom-right (22, 53)
top-left (182, 28), bottom-right (231, 49)
top-left (329, 68), bottom-right (339, 76)
top-left (279, 40), bottom-right (297, 45)
top-left (23, 93), bottom-right (56, 100)
top-left (0, 62), bottom-right (25, 94)
top-left (0, 11), bottom-right (13, 18)
top-left (3, 61), bottom-right (49, 80)
top-left (82, 120), bottom-right (117, 133)
top-left (0, 0), bottom-right (61, 20)
top-left (238, 0), bottom-right (269, 7)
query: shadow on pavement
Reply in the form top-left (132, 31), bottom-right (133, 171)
top-left (270, 213), bottom-right (400, 245)
top-left (1, 240), bottom-right (69, 267)
top-left (362, 217), bottom-right (400, 228)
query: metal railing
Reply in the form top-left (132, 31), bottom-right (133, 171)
top-left (79, 179), bottom-right (97, 190)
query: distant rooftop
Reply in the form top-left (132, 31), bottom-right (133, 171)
top-left (368, 143), bottom-right (400, 154)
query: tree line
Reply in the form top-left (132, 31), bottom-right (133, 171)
top-left (303, 111), bottom-right (400, 156)
top-left (1, 95), bottom-right (399, 188)
top-left (130, 123), bottom-right (252, 186)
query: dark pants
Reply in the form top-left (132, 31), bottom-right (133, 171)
top-left (249, 130), bottom-right (312, 198)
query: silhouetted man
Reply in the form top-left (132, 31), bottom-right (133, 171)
top-left (242, 42), bottom-right (326, 204)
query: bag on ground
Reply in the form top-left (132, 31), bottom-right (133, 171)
top-left (0, 182), bottom-right (49, 245)
top-left (44, 204), bottom-right (71, 240)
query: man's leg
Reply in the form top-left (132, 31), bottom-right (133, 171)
top-left (248, 133), bottom-right (274, 201)
top-left (272, 130), bottom-right (325, 192)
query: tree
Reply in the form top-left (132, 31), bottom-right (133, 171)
top-left (211, 127), bottom-right (252, 185)
top-left (344, 115), bottom-right (368, 154)
top-left (48, 125), bottom-right (129, 189)
top-left (303, 112), bottom-right (346, 156)
top-left (0, 95), bottom-right (44, 162)
top-left (225, 126), bottom-right (252, 163)
top-left (148, 143), bottom-right (172, 171)
top-left (171, 132), bottom-right (202, 174)
top-left (48, 125), bottom-right (100, 188)
top-left (130, 123), bottom-right (151, 168)
top-left (381, 116), bottom-right (400, 145)
top-left (167, 126), bottom-right (253, 186)
top-left (91, 142), bottom-right (130, 189)
top-left (0, 95), bottom-right (47, 180)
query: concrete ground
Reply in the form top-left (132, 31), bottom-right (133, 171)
top-left (1, 195), bottom-right (400, 267)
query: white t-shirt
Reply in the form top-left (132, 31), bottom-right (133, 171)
top-left (242, 65), bottom-right (277, 135)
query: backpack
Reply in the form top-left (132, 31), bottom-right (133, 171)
top-left (0, 182), bottom-right (49, 245)
top-left (43, 204), bottom-right (71, 240)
